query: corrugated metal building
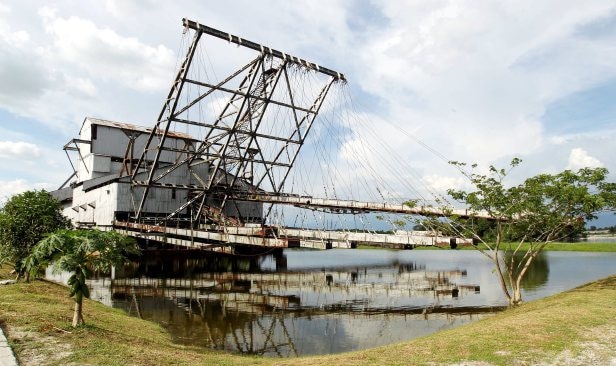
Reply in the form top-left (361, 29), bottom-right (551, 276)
top-left (51, 117), bottom-right (262, 227)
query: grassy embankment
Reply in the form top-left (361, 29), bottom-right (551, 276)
top-left (500, 241), bottom-right (616, 252)
top-left (1, 265), bottom-right (615, 365)
top-left (360, 241), bottom-right (616, 251)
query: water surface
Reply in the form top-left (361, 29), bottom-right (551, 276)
top-left (51, 249), bottom-right (616, 356)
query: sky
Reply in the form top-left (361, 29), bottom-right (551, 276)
top-left (1, 0), bottom-right (615, 226)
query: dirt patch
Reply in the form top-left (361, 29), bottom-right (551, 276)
top-left (8, 326), bottom-right (73, 365)
top-left (536, 325), bottom-right (616, 366)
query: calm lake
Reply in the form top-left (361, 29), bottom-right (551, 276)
top-left (47, 249), bottom-right (616, 357)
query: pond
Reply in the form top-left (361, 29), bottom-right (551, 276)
top-left (580, 236), bottom-right (616, 243)
top-left (47, 249), bottom-right (616, 357)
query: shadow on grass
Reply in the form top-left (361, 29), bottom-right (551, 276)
top-left (573, 275), bottom-right (616, 291)
top-left (590, 276), bottom-right (616, 289)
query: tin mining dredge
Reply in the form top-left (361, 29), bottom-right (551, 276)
top-left (53, 19), bottom-right (487, 255)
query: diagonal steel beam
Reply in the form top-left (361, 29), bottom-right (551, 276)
top-left (133, 30), bottom-right (202, 219)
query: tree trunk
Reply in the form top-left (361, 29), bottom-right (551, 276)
top-left (492, 223), bottom-right (512, 303)
top-left (493, 255), bottom-right (512, 303)
top-left (72, 299), bottom-right (84, 327)
top-left (510, 251), bottom-right (536, 306)
top-left (510, 285), bottom-right (523, 305)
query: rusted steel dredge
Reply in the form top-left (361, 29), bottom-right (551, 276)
top-left (55, 19), bottom-right (488, 253)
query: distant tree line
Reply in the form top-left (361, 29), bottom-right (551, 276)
top-left (587, 225), bottom-right (616, 234)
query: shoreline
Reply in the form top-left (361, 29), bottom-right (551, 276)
top-left (1, 264), bottom-right (615, 365)
top-left (360, 241), bottom-right (616, 251)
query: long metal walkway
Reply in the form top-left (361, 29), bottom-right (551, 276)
top-left (113, 221), bottom-right (471, 252)
top-left (129, 184), bottom-right (492, 220)
top-left (232, 193), bottom-right (493, 219)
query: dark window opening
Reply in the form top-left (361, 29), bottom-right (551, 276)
top-left (91, 125), bottom-right (97, 140)
top-left (171, 188), bottom-right (176, 199)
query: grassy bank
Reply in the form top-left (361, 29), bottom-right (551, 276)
top-left (0, 266), bottom-right (262, 366)
top-left (283, 275), bottom-right (616, 365)
top-left (1, 266), bottom-right (615, 365)
top-left (360, 241), bottom-right (616, 251)
top-left (504, 241), bottom-right (616, 252)
top-left (470, 241), bottom-right (616, 252)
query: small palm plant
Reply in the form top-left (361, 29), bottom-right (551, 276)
top-left (26, 229), bottom-right (140, 327)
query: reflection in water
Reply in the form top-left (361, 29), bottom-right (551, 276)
top-left (521, 254), bottom-right (549, 290)
top-left (503, 252), bottom-right (550, 291)
top-left (84, 251), bottom-right (494, 357)
top-left (66, 249), bottom-right (616, 357)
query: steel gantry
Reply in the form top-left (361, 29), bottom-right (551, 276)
top-left (85, 18), bottom-right (495, 253)
top-left (130, 19), bottom-right (344, 226)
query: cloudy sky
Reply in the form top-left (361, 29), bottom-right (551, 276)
top-left (1, 1), bottom-right (615, 224)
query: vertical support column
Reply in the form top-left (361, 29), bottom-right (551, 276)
top-left (133, 30), bottom-right (203, 219)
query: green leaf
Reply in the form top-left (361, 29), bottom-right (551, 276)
top-left (21, 227), bottom-right (140, 323)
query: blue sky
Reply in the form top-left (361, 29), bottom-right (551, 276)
top-left (1, 1), bottom-right (615, 226)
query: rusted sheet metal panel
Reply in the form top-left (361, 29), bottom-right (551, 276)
top-left (114, 221), bottom-right (287, 248)
top-left (203, 225), bottom-right (454, 246)
top-left (114, 221), bottom-right (471, 250)
top-left (299, 240), bottom-right (327, 250)
top-left (209, 226), bottom-right (442, 247)
top-left (283, 228), bottom-right (439, 246)
top-left (114, 231), bottom-right (234, 253)
top-left (74, 118), bottom-right (203, 183)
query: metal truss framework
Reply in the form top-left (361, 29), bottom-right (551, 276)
top-left (131, 19), bottom-right (345, 224)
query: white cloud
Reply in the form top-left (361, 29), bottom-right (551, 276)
top-left (0, 11), bottom-right (53, 101)
top-left (0, 179), bottom-right (30, 199)
top-left (104, 0), bottom-right (160, 19)
top-left (0, 179), bottom-right (52, 202)
top-left (0, 1), bottom-right (615, 202)
top-left (567, 148), bottom-right (603, 170)
top-left (422, 173), bottom-right (469, 195)
top-left (0, 141), bottom-right (41, 160)
top-left (548, 129), bottom-right (616, 146)
top-left (0, 5), bottom-right (177, 132)
top-left (354, 1), bottom-right (616, 167)
top-left (0, 7), bottom-right (92, 130)
top-left (40, 10), bottom-right (175, 92)
top-left (64, 76), bottom-right (97, 98)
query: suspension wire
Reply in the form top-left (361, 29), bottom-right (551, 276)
top-left (153, 26), bottom-right (478, 239)
top-left (341, 86), bottom-right (469, 201)
top-left (344, 87), bottom-right (459, 212)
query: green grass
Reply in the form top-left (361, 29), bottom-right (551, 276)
top-left (0, 266), bottom-right (265, 366)
top-left (1, 267), bottom-right (615, 365)
top-left (472, 241), bottom-right (616, 252)
top-left (361, 241), bottom-right (616, 252)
